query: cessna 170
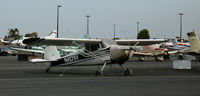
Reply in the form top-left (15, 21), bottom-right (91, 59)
top-left (22, 37), bottom-right (167, 76)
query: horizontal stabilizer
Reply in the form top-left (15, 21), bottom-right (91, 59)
top-left (12, 48), bottom-right (44, 54)
top-left (30, 58), bottom-right (57, 63)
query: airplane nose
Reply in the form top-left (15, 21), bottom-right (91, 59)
top-left (110, 45), bottom-right (129, 64)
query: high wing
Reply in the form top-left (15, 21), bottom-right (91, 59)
top-left (116, 39), bottom-right (168, 46)
top-left (23, 38), bottom-right (101, 46)
top-left (23, 38), bottom-right (167, 46)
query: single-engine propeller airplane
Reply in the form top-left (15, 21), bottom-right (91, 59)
top-left (22, 37), bottom-right (167, 76)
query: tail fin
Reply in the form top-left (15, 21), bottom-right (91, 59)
top-left (187, 31), bottom-right (200, 52)
top-left (46, 30), bottom-right (57, 39)
top-left (172, 39), bottom-right (179, 47)
top-left (44, 46), bottom-right (61, 60)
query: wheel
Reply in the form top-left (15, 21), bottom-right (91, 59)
top-left (45, 67), bottom-right (51, 73)
top-left (178, 55), bottom-right (184, 60)
top-left (2, 52), bottom-right (7, 56)
top-left (138, 57), bottom-right (144, 62)
top-left (164, 54), bottom-right (170, 60)
top-left (96, 70), bottom-right (103, 76)
top-left (124, 69), bottom-right (133, 76)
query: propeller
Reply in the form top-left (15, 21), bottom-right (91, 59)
top-left (110, 42), bottom-right (140, 64)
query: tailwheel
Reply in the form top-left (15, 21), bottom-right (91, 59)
top-left (178, 54), bottom-right (184, 60)
top-left (45, 68), bottom-right (50, 73)
top-left (45, 67), bottom-right (52, 73)
top-left (124, 69), bottom-right (133, 76)
top-left (96, 70), bottom-right (104, 76)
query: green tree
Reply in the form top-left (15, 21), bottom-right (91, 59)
top-left (137, 29), bottom-right (150, 39)
top-left (25, 32), bottom-right (38, 37)
top-left (5, 28), bottom-right (22, 40)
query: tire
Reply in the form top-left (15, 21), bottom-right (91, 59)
top-left (178, 55), bottom-right (184, 60)
top-left (125, 69), bottom-right (133, 76)
top-left (2, 52), bottom-right (7, 56)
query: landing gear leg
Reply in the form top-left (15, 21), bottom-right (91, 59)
top-left (119, 64), bottom-right (133, 76)
top-left (96, 62), bottom-right (107, 76)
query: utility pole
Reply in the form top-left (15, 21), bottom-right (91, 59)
top-left (57, 5), bottom-right (61, 38)
top-left (136, 22), bottom-right (140, 38)
top-left (85, 15), bottom-right (90, 37)
top-left (113, 24), bottom-right (116, 39)
top-left (178, 13), bottom-right (184, 38)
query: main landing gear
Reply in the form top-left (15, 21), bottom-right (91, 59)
top-left (96, 62), bottom-right (133, 76)
top-left (96, 62), bottom-right (107, 76)
top-left (119, 64), bottom-right (133, 76)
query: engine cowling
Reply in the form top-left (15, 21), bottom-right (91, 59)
top-left (110, 45), bottom-right (131, 64)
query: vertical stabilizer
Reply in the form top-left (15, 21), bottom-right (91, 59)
top-left (44, 46), bottom-right (61, 60)
top-left (172, 39), bottom-right (179, 47)
top-left (46, 30), bottom-right (57, 39)
top-left (187, 31), bottom-right (200, 52)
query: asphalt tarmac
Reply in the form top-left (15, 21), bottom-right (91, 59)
top-left (1, 56), bottom-right (200, 96)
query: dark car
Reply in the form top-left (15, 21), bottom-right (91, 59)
top-left (0, 46), bottom-right (17, 56)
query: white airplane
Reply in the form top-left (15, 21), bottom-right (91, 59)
top-left (12, 30), bottom-right (56, 54)
top-left (131, 44), bottom-right (165, 61)
top-left (0, 38), bottom-right (11, 45)
top-left (132, 44), bottom-right (179, 61)
top-left (11, 30), bottom-right (57, 47)
top-left (22, 37), bottom-right (167, 75)
top-left (170, 39), bottom-right (189, 50)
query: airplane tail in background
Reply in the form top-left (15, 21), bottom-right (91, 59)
top-left (46, 30), bottom-right (57, 39)
top-left (44, 46), bottom-right (61, 60)
top-left (172, 39), bottom-right (179, 47)
top-left (187, 31), bottom-right (200, 52)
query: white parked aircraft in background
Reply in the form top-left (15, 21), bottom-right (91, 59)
top-left (11, 30), bottom-right (57, 47)
top-left (131, 43), bottom-right (178, 62)
top-left (22, 37), bottom-right (167, 75)
top-left (131, 44), bottom-right (166, 61)
top-left (13, 30), bottom-right (57, 50)
top-left (170, 39), bottom-right (189, 51)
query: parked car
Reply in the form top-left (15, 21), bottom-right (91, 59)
top-left (0, 46), bottom-right (17, 56)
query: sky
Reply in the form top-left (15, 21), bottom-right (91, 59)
top-left (0, 0), bottom-right (200, 39)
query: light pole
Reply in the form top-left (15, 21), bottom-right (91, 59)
top-left (57, 5), bottom-right (61, 38)
top-left (178, 13), bottom-right (184, 38)
top-left (85, 15), bottom-right (90, 38)
top-left (136, 22), bottom-right (140, 38)
top-left (113, 24), bottom-right (116, 39)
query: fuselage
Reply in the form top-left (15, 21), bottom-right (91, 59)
top-left (50, 48), bottom-right (112, 67)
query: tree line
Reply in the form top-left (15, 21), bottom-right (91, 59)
top-left (4, 28), bottom-right (38, 41)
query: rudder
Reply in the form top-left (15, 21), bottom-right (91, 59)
top-left (44, 46), bottom-right (61, 60)
top-left (187, 31), bottom-right (200, 52)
